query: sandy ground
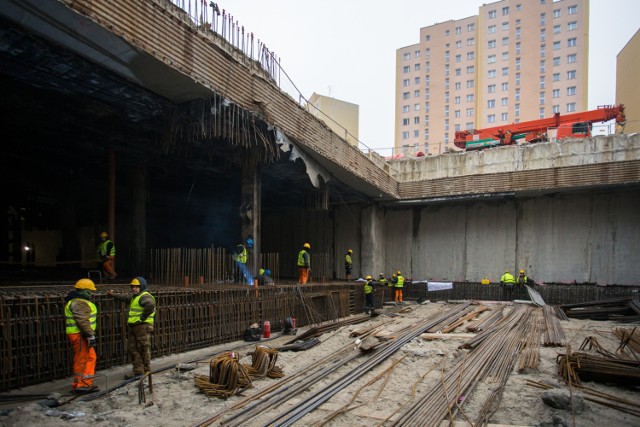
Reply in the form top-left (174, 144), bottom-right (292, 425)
top-left (1, 301), bottom-right (638, 427)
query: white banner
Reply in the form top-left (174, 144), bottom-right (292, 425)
top-left (427, 281), bottom-right (453, 292)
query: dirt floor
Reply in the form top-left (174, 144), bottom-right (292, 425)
top-left (1, 300), bottom-right (638, 427)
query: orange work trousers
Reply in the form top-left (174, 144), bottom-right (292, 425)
top-left (102, 256), bottom-right (117, 279)
top-left (67, 333), bottom-right (96, 389)
top-left (395, 288), bottom-right (403, 302)
top-left (298, 267), bottom-right (309, 284)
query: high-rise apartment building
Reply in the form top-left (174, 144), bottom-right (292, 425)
top-left (395, 0), bottom-right (588, 156)
top-left (616, 29), bottom-right (640, 134)
top-left (308, 93), bottom-right (360, 146)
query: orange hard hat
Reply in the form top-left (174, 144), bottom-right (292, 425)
top-left (100, 231), bottom-right (108, 238)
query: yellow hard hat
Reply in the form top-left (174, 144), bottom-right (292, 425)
top-left (396, 271), bottom-right (401, 275)
top-left (303, 243), bottom-right (311, 249)
top-left (74, 278), bottom-right (96, 291)
top-left (519, 269), bottom-right (525, 274)
top-left (365, 275), bottom-right (372, 280)
top-left (347, 249), bottom-right (353, 254)
top-left (100, 231), bottom-right (108, 238)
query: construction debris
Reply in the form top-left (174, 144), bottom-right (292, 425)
top-left (560, 297), bottom-right (640, 321)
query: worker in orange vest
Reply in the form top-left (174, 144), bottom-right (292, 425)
top-left (64, 279), bottom-right (99, 394)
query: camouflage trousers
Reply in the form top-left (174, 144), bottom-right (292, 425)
top-left (127, 323), bottom-right (154, 374)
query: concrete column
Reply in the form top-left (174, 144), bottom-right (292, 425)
top-left (240, 163), bottom-right (261, 275)
top-left (130, 165), bottom-right (147, 274)
top-left (108, 149), bottom-right (116, 239)
top-left (360, 204), bottom-right (384, 276)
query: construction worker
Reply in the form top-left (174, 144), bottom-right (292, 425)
top-left (391, 271), bottom-right (404, 302)
top-left (65, 278), bottom-right (99, 394)
top-left (345, 249), bottom-right (353, 281)
top-left (97, 231), bottom-right (117, 279)
top-left (364, 275), bottom-right (375, 314)
top-left (256, 268), bottom-right (274, 286)
top-left (297, 243), bottom-right (311, 285)
top-left (500, 270), bottom-right (517, 300)
top-left (232, 237), bottom-right (253, 285)
top-left (517, 269), bottom-right (530, 287)
top-left (107, 277), bottom-right (156, 379)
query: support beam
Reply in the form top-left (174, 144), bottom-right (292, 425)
top-left (130, 164), bottom-right (147, 274)
top-left (240, 162), bottom-right (261, 277)
top-left (361, 204), bottom-right (384, 276)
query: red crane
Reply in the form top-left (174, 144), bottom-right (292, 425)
top-left (454, 104), bottom-right (626, 150)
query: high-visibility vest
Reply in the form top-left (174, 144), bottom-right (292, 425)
top-left (517, 275), bottom-right (528, 285)
top-left (233, 245), bottom-right (247, 264)
top-left (65, 299), bottom-right (97, 335)
top-left (297, 250), bottom-right (310, 268)
top-left (501, 273), bottom-right (516, 284)
top-left (128, 291), bottom-right (156, 325)
top-left (345, 254), bottom-right (352, 267)
top-left (98, 240), bottom-right (116, 257)
top-left (364, 281), bottom-right (374, 294)
top-left (395, 275), bottom-right (405, 288)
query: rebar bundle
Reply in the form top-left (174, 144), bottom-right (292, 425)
top-left (557, 347), bottom-right (640, 386)
top-left (246, 346), bottom-right (284, 379)
top-left (543, 304), bottom-right (567, 346)
top-left (194, 352), bottom-right (252, 398)
top-left (614, 327), bottom-right (640, 360)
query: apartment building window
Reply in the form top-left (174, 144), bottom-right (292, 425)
top-left (455, 110), bottom-right (461, 118)
top-left (516, 27), bottom-right (521, 40)
top-left (467, 51), bottom-right (475, 60)
top-left (488, 55), bottom-right (497, 64)
top-left (414, 63), bottom-right (421, 71)
top-left (516, 42), bottom-right (521, 55)
top-left (553, 73), bottom-right (560, 81)
top-left (466, 108), bottom-right (474, 117)
top-left (467, 37), bottom-right (475, 46)
top-left (414, 103), bottom-right (420, 111)
top-left (567, 102), bottom-right (576, 112)
top-left (540, 92), bottom-right (545, 104)
top-left (489, 10), bottom-right (497, 19)
top-left (502, 37), bottom-right (509, 46)
top-left (454, 82), bottom-right (461, 90)
top-left (402, 118), bottom-right (409, 126)
top-left (502, 82), bottom-right (509, 91)
top-left (488, 84), bottom-right (496, 93)
top-left (515, 88), bottom-right (520, 101)
top-left (445, 79), bottom-right (450, 90)
top-left (502, 52), bottom-right (509, 61)
top-left (467, 65), bottom-right (475, 74)
top-left (456, 40), bottom-right (462, 48)
top-left (467, 80), bottom-right (475, 88)
top-left (568, 38), bottom-right (577, 47)
top-left (553, 89), bottom-right (560, 98)
top-left (568, 22), bottom-right (577, 31)
top-left (488, 114), bottom-right (496, 123)
top-left (515, 103), bottom-right (520, 116)
top-left (501, 97), bottom-right (508, 106)
top-left (445, 64), bottom-right (450, 76)
top-left (567, 70), bottom-right (576, 79)
top-left (415, 50), bottom-right (420, 58)
top-left (553, 105), bottom-right (560, 113)
top-left (539, 107), bottom-right (545, 118)
top-left (488, 40), bottom-right (496, 48)
top-left (445, 29), bottom-right (450, 36)
top-left (540, 13), bottom-right (546, 26)
top-left (567, 86), bottom-right (576, 96)
top-left (502, 22), bottom-right (509, 31)
top-left (403, 92), bottom-right (410, 100)
top-left (456, 26), bottom-right (462, 35)
top-left (425, 76), bottom-right (430, 85)
top-left (403, 79), bottom-right (410, 87)
top-left (403, 52), bottom-right (410, 60)
top-left (515, 4), bottom-right (521, 11)
top-left (425, 35), bottom-right (431, 41)
top-left (456, 54), bottom-right (462, 62)
top-left (445, 118), bottom-right (450, 129)
top-left (414, 90), bottom-right (420, 97)
top-left (403, 105), bottom-right (410, 112)
top-left (425, 48), bottom-right (431, 59)
top-left (567, 53), bottom-right (577, 63)
top-left (540, 60), bottom-right (545, 74)
top-left (516, 18), bottom-right (521, 25)
top-left (455, 123), bottom-right (461, 131)
top-left (455, 96), bottom-right (461, 104)
top-left (540, 29), bottom-right (546, 42)
top-left (501, 112), bottom-right (508, 121)
top-left (454, 68), bottom-right (461, 77)
top-left (502, 6), bottom-right (509, 15)
top-left (516, 73), bottom-right (521, 85)
top-left (425, 62), bottom-right (430, 73)
top-left (414, 130), bottom-right (420, 137)
top-left (553, 41), bottom-right (561, 50)
top-left (445, 51), bottom-right (450, 61)
top-left (488, 25), bottom-right (496, 33)
top-left (425, 88), bottom-right (430, 99)
top-left (403, 66), bottom-right (410, 73)
top-left (402, 131), bottom-right (409, 139)
top-left (488, 99), bottom-right (496, 108)
top-left (424, 130), bottom-right (429, 140)
top-left (568, 5), bottom-right (577, 14)
top-left (425, 102), bottom-right (430, 112)
top-left (445, 91), bottom-right (450, 103)
top-left (502, 67), bottom-right (509, 76)
top-left (553, 9), bottom-right (561, 18)
top-left (424, 115), bottom-right (429, 125)
top-left (488, 69), bottom-right (496, 78)
top-left (541, 44), bottom-right (546, 56)
top-left (540, 77), bottom-right (545, 89)
top-left (553, 56), bottom-right (560, 66)
top-left (415, 77), bottom-right (420, 84)
top-left (553, 25), bottom-right (561, 34)
top-left (466, 94), bottom-right (474, 102)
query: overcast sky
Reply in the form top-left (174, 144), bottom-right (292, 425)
top-left (222, 0), bottom-right (639, 154)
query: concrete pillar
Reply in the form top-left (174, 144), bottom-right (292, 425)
top-left (360, 204), bottom-right (384, 276)
top-left (130, 165), bottom-right (147, 274)
top-left (108, 149), bottom-right (116, 239)
top-left (240, 163), bottom-right (261, 275)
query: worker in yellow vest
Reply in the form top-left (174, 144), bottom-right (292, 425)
top-left (500, 270), bottom-right (516, 300)
top-left (364, 275), bottom-right (375, 314)
top-left (297, 243), bottom-right (311, 284)
top-left (65, 278), bottom-right (99, 394)
top-left (107, 277), bottom-right (156, 378)
top-left (97, 231), bottom-right (117, 279)
top-left (391, 271), bottom-right (405, 302)
top-left (345, 249), bottom-right (353, 281)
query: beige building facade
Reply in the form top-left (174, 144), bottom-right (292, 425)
top-left (395, 0), bottom-right (589, 156)
top-left (616, 29), bottom-right (640, 134)
top-left (308, 93), bottom-right (359, 146)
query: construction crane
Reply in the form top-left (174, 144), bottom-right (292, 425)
top-left (454, 104), bottom-right (626, 151)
